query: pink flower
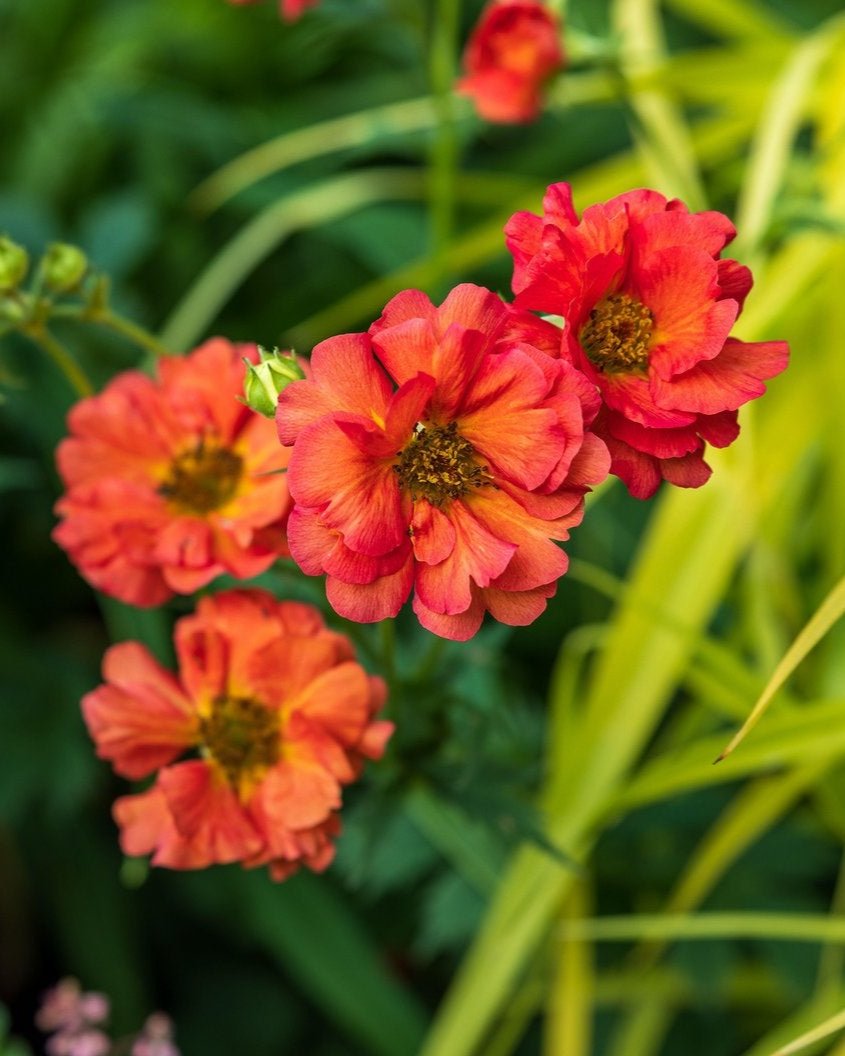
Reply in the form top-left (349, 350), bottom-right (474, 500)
top-left (457, 0), bottom-right (565, 123)
top-left (276, 284), bottom-right (609, 640)
top-left (506, 183), bottom-right (790, 496)
top-left (37, 980), bottom-right (109, 1034)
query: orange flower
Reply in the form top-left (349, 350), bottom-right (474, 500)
top-left (457, 0), bottom-right (565, 124)
top-left (82, 590), bottom-right (391, 880)
top-left (54, 339), bottom-right (291, 607)
top-left (276, 285), bottom-right (609, 641)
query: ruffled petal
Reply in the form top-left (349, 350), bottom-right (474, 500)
top-left (650, 338), bottom-right (789, 415)
top-left (414, 500), bottom-right (515, 614)
top-left (288, 419), bottom-right (406, 557)
top-left (157, 761), bottom-right (263, 866)
top-left (326, 556), bottom-right (415, 622)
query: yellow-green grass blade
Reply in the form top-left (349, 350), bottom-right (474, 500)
top-left (190, 96), bottom-right (439, 214)
top-left (613, 0), bottom-right (706, 208)
top-left (661, 0), bottom-right (795, 43)
top-left (544, 880), bottom-right (594, 1056)
top-left (768, 1008), bottom-right (845, 1056)
top-left (733, 16), bottom-right (845, 262)
top-left (613, 699), bottom-right (845, 813)
top-left (561, 915), bottom-right (845, 945)
top-left (606, 1000), bottom-right (677, 1056)
top-left (717, 573), bottom-right (845, 761)
top-left (742, 991), bottom-right (845, 1056)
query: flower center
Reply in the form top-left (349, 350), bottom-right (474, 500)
top-left (395, 421), bottom-right (490, 507)
top-left (199, 695), bottom-right (280, 790)
top-left (580, 293), bottom-right (654, 373)
top-left (159, 439), bottom-right (243, 514)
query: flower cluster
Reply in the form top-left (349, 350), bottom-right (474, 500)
top-left (273, 186), bottom-right (788, 635)
top-left (36, 980), bottom-right (180, 1056)
top-left (54, 338), bottom-right (292, 607)
top-left (53, 181), bottom-right (788, 887)
top-left (82, 590), bottom-right (391, 880)
top-left (276, 284), bottom-right (609, 641)
top-left (458, 0), bottom-right (565, 124)
top-left (506, 183), bottom-right (790, 496)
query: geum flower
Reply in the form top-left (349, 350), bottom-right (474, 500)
top-left (506, 183), bottom-right (790, 498)
top-left (82, 590), bottom-right (391, 881)
top-left (54, 338), bottom-right (292, 607)
top-left (457, 0), bottom-right (565, 124)
top-left (276, 284), bottom-right (609, 641)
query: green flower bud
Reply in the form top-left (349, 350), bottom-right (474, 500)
top-left (0, 237), bottom-right (29, 291)
top-left (242, 346), bottom-right (305, 418)
top-left (43, 243), bottom-right (88, 293)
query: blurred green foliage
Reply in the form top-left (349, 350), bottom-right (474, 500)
top-left (3, 0), bottom-right (845, 1054)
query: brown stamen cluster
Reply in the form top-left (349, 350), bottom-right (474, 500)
top-left (580, 293), bottom-right (654, 373)
top-left (159, 439), bottom-right (243, 514)
top-left (395, 421), bottom-right (490, 507)
top-left (199, 695), bottom-right (280, 790)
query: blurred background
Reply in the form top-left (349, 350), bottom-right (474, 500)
top-left (3, 0), bottom-right (845, 1053)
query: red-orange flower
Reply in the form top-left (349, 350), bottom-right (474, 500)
top-left (82, 589), bottom-right (391, 881)
top-left (457, 0), bottom-right (565, 124)
top-left (276, 284), bottom-right (609, 641)
top-left (506, 184), bottom-right (790, 497)
top-left (54, 339), bottom-right (291, 607)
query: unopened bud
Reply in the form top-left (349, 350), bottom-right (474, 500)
top-left (0, 237), bottom-right (29, 291)
top-left (43, 243), bottom-right (88, 293)
top-left (242, 346), bottom-right (305, 418)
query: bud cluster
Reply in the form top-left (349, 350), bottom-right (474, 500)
top-left (0, 237), bottom-right (95, 333)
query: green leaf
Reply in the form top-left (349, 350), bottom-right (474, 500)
top-left (234, 870), bottom-right (428, 1056)
top-left (718, 572), bottom-right (845, 761)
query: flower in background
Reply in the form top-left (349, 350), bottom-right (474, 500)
top-left (506, 183), bottom-right (790, 497)
top-left (131, 1014), bottom-right (180, 1056)
top-left (276, 284), bottom-right (609, 641)
top-left (36, 979), bottom-right (110, 1056)
top-left (83, 590), bottom-right (391, 880)
top-left (54, 339), bottom-right (292, 607)
top-left (457, 0), bottom-right (565, 124)
top-left (226, 0), bottom-right (318, 21)
top-left (37, 981), bottom-right (181, 1056)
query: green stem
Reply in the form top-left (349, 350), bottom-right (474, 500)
top-left (428, 0), bottom-right (461, 267)
top-left (96, 310), bottom-right (174, 358)
top-left (413, 633), bottom-right (448, 683)
top-left (379, 618), bottom-right (397, 687)
top-left (26, 326), bottom-right (93, 397)
top-left (51, 304), bottom-right (175, 358)
top-left (561, 912), bottom-right (845, 946)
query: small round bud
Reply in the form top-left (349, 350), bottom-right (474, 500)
top-left (43, 243), bottom-right (88, 293)
top-left (0, 237), bottom-right (29, 291)
top-left (242, 346), bottom-right (305, 418)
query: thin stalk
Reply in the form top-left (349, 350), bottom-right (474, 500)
top-left (26, 327), bottom-right (93, 397)
top-left (190, 96), bottom-right (439, 214)
top-left (413, 633), bottom-right (448, 683)
top-left (95, 310), bottom-right (174, 358)
top-left (561, 912), bottom-right (845, 946)
top-left (379, 618), bottom-right (397, 687)
top-left (428, 0), bottom-right (461, 268)
top-left (50, 305), bottom-right (174, 358)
